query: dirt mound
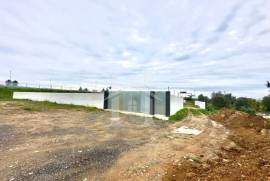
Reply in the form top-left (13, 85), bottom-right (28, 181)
top-left (210, 109), bottom-right (268, 131)
top-left (163, 109), bottom-right (270, 181)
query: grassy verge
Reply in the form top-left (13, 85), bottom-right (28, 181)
top-left (8, 100), bottom-right (100, 112)
top-left (0, 87), bottom-right (14, 100)
top-left (0, 87), bottom-right (83, 100)
top-left (169, 108), bottom-right (214, 121)
top-left (0, 87), bottom-right (100, 113)
top-left (169, 108), bottom-right (189, 121)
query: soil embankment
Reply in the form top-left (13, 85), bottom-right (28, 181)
top-left (164, 109), bottom-right (270, 181)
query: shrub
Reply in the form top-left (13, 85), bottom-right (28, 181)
top-left (190, 109), bottom-right (202, 116)
top-left (211, 92), bottom-right (236, 109)
top-left (239, 106), bottom-right (256, 115)
top-left (235, 97), bottom-right (250, 110)
top-left (211, 95), bottom-right (227, 109)
top-left (206, 103), bottom-right (216, 112)
top-left (198, 109), bottom-right (211, 115)
top-left (262, 95), bottom-right (270, 112)
top-left (169, 108), bottom-right (189, 121)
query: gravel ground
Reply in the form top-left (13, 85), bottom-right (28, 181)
top-left (0, 101), bottom-right (229, 181)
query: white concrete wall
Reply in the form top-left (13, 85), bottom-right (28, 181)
top-left (195, 101), bottom-right (206, 109)
top-left (13, 92), bottom-right (105, 109)
top-left (170, 95), bottom-right (184, 115)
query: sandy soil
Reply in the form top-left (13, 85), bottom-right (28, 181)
top-left (0, 101), bottom-right (229, 181)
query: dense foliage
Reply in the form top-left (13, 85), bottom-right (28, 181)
top-left (198, 94), bottom-right (210, 103)
top-left (262, 95), bottom-right (270, 112)
top-left (198, 92), bottom-right (269, 114)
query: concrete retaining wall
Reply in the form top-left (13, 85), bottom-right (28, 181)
top-left (13, 92), bottom-right (105, 109)
top-left (170, 95), bottom-right (184, 115)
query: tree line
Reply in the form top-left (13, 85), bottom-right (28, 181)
top-left (197, 92), bottom-right (270, 114)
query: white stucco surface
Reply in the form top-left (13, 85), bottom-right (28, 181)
top-left (13, 92), bottom-right (105, 109)
top-left (195, 101), bottom-right (206, 109)
top-left (170, 95), bottom-right (184, 115)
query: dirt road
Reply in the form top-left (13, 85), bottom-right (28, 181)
top-left (0, 101), bottom-right (229, 181)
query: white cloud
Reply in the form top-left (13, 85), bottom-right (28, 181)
top-left (0, 0), bottom-right (270, 98)
top-left (199, 47), bottom-right (212, 55)
top-left (128, 33), bottom-right (148, 44)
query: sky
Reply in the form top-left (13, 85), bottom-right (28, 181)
top-left (0, 0), bottom-right (270, 98)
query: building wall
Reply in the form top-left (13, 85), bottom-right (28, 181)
top-left (107, 91), bottom-right (151, 114)
top-left (13, 91), bottom-right (184, 117)
top-left (170, 95), bottom-right (184, 115)
top-left (154, 91), bottom-right (167, 116)
top-left (195, 100), bottom-right (206, 109)
top-left (13, 92), bottom-right (105, 109)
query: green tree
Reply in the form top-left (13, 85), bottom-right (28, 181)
top-left (224, 93), bottom-right (236, 107)
top-left (198, 94), bottom-right (210, 103)
top-left (235, 97), bottom-right (256, 114)
top-left (235, 97), bottom-right (251, 109)
top-left (211, 94), bottom-right (226, 109)
top-left (211, 92), bottom-right (235, 109)
top-left (78, 87), bottom-right (83, 92)
top-left (262, 95), bottom-right (270, 112)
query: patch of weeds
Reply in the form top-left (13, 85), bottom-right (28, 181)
top-left (265, 119), bottom-right (270, 129)
top-left (15, 100), bottom-right (100, 112)
top-left (238, 106), bottom-right (256, 115)
top-left (199, 109), bottom-right (213, 115)
top-left (169, 107), bottom-right (216, 121)
top-left (169, 108), bottom-right (189, 121)
top-left (184, 100), bottom-right (196, 108)
top-left (0, 87), bottom-right (87, 101)
top-left (23, 107), bottom-right (33, 111)
top-left (0, 87), bottom-right (13, 100)
top-left (190, 109), bottom-right (202, 116)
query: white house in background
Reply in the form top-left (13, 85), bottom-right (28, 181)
top-left (178, 91), bottom-right (195, 99)
top-left (195, 100), bottom-right (206, 109)
top-left (5, 80), bottom-right (19, 87)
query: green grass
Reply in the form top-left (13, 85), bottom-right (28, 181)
top-left (184, 100), bottom-right (197, 108)
top-left (169, 107), bottom-right (215, 121)
top-left (0, 87), bottom-right (14, 100)
top-left (13, 100), bottom-right (100, 112)
top-left (0, 87), bottom-right (83, 100)
top-left (169, 108), bottom-right (189, 121)
top-left (189, 108), bottom-right (203, 116)
top-left (0, 87), bottom-right (100, 112)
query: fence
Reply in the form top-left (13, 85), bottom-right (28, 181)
top-left (0, 80), bottom-right (104, 92)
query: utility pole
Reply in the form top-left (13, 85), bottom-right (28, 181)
top-left (9, 70), bottom-right (12, 80)
top-left (50, 80), bottom-right (52, 89)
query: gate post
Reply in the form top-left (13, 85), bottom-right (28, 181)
top-left (103, 90), bottom-right (109, 109)
top-left (150, 91), bottom-right (155, 115)
top-left (165, 91), bottom-right (170, 117)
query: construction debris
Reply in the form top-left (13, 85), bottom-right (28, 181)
top-left (174, 126), bottom-right (202, 135)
